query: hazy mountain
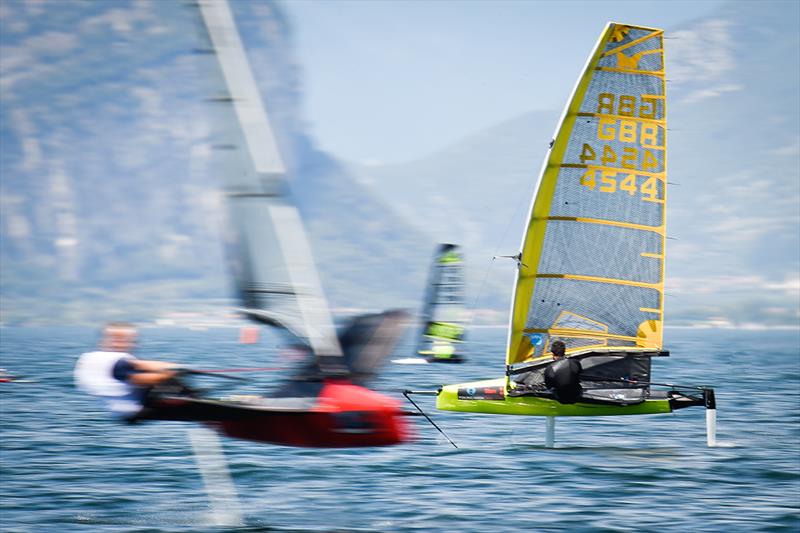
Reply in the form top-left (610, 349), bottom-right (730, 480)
top-left (663, 0), bottom-right (799, 327)
top-left (1, 1), bottom-right (796, 329)
top-left (217, 2), bottom-right (436, 313)
top-left (352, 110), bottom-right (556, 314)
top-left (0, 1), bottom-right (433, 325)
top-left (356, 0), bottom-right (800, 328)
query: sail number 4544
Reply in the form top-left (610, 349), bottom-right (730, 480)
top-left (580, 170), bottom-right (660, 201)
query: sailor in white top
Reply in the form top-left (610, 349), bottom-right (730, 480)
top-left (74, 323), bottom-right (178, 420)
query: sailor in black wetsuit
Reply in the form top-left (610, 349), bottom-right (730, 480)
top-left (544, 340), bottom-right (582, 404)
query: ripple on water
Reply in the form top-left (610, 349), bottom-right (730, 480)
top-left (1, 327), bottom-right (799, 532)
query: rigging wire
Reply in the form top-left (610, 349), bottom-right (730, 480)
top-left (403, 390), bottom-right (457, 449)
top-left (186, 366), bottom-right (283, 374)
top-left (463, 165), bottom-right (538, 333)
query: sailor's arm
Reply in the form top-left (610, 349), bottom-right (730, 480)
top-left (120, 359), bottom-right (179, 386)
top-left (133, 360), bottom-right (178, 373)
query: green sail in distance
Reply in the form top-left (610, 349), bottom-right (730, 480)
top-left (417, 244), bottom-right (466, 362)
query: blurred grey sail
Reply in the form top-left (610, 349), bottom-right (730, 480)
top-left (198, 0), bottom-right (342, 364)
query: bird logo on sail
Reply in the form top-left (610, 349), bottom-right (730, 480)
top-left (615, 50), bottom-right (642, 70)
top-left (610, 25), bottom-right (631, 42)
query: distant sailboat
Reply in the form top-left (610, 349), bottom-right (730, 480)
top-left (415, 244), bottom-right (466, 363)
top-left (408, 23), bottom-right (716, 447)
top-left (0, 369), bottom-right (30, 383)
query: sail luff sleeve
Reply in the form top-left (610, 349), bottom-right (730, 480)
top-left (506, 23), bottom-right (616, 365)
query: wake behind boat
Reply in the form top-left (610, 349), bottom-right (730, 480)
top-left (392, 357), bottom-right (431, 365)
top-left (407, 23), bottom-right (716, 447)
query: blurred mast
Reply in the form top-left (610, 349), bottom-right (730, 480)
top-left (198, 0), bottom-right (344, 370)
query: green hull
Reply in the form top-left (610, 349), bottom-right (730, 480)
top-left (436, 378), bottom-right (673, 417)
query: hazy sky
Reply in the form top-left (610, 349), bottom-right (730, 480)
top-left (284, 0), bottom-right (725, 165)
top-left (0, 0), bottom-right (795, 327)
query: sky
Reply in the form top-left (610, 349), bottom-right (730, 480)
top-left (283, 0), bottom-right (726, 165)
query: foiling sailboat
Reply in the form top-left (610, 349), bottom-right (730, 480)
top-left (407, 244), bottom-right (467, 363)
top-left (131, 0), bottom-right (412, 448)
top-left (407, 23), bottom-right (716, 447)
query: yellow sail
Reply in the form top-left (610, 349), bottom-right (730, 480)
top-left (507, 23), bottom-right (667, 365)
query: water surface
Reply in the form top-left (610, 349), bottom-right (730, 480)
top-left (1, 327), bottom-right (798, 532)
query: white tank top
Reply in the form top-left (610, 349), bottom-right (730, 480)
top-left (74, 351), bottom-right (143, 415)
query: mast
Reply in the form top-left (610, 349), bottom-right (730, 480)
top-left (198, 0), bottom-right (344, 369)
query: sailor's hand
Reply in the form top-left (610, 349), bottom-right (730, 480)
top-left (171, 366), bottom-right (204, 381)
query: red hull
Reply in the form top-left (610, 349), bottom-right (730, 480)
top-left (216, 381), bottom-right (410, 447)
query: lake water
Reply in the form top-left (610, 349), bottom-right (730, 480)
top-left (1, 326), bottom-right (798, 532)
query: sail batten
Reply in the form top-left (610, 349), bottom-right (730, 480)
top-left (507, 23), bottom-right (667, 365)
top-left (535, 274), bottom-right (659, 289)
top-left (541, 217), bottom-right (663, 234)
